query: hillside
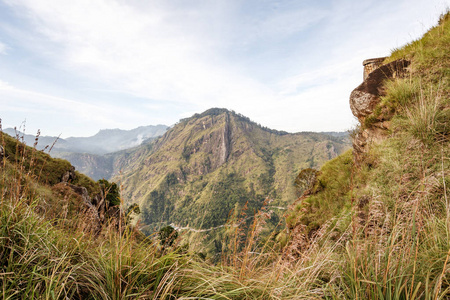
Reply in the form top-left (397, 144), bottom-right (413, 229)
top-left (0, 11), bottom-right (448, 300)
top-left (0, 131), bottom-right (124, 235)
top-left (282, 11), bottom-right (450, 298)
top-left (112, 108), bottom-right (350, 235)
top-left (4, 125), bottom-right (168, 180)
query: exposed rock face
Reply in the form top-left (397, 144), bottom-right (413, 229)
top-left (350, 59), bottom-right (410, 161)
top-left (218, 112), bottom-right (231, 166)
top-left (61, 166), bottom-right (76, 182)
top-left (363, 57), bottom-right (387, 80)
top-left (350, 59), bottom-right (410, 123)
top-left (0, 145), bottom-right (4, 161)
top-left (65, 183), bottom-right (123, 234)
top-left (66, 184), bottom-right (102, 234)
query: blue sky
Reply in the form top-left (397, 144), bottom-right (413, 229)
top-left (0, 0), bottom-right (447, 137)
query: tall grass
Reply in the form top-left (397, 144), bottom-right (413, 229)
top-left (0, 128), bottom-right (189, 299)
top-left (0, 10), bottom-right (448, 300)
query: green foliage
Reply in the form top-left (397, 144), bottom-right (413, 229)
top-left (72, 170), bottom-right (100, 194)
top-left (1, 132), bottom-right (73, 185)
top-left (288, 150), bottom-right (353, 232)
top-left (125, 203), bottom-right (141, 223)
top-left (394, 86), bottom-right (449, 146)
top-left (204, 172), bottom-right (261, 228)
top-left (98, 179), bottom-right (121, 207)
top-left (0, 199), bottom-right (189, 299)
top-left (158, 225), bottom-right (178, 248)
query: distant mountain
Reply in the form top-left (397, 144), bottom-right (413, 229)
top-left (105, 108), bottom-right (351, 242)
top-left (4, 125), bottom-right (168, 156)
top-left (64, 125), bottom-right (168, 154)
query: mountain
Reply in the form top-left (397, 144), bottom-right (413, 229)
top-left (4, 125), bottom-right (168, 179)
top-left (1, 12), bottom-right (449, 299)
top-left (4, 124), bottom-right (168, 155)
top-left (63, 125), bottom-right (168, 155)
top-left (110, 108), bottom-right (350, 237)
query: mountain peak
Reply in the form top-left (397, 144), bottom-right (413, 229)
top-left (180, 108), bottom-right (291, 136)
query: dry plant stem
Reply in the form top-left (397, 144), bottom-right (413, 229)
top-left (435, 247), bottom-right (450, 300)
top-left (409, 234), bottom-right (420, 299)
top-left (350, 161), bottom-right (358, 300)
top-left (442, 147), bottom-right (449, 231)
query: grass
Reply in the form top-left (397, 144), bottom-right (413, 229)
top-left (0, 10), bottom-right (449, 300)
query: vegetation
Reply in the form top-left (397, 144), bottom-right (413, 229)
top-left (0, 11), bottom-right (448, 299)
top-left (98, 179), bottom-right (121, 207)
top-left (284, 11), bottom-right (450, 298)
top-left (116, 106), bottom-right (350, 256)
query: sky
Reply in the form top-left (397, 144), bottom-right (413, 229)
top-left (0, 0), bottom-right (447, 138)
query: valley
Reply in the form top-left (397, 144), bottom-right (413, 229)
top-left (0, 6), bottom-right (447, 298)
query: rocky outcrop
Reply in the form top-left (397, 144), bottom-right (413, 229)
top-left (61, 166), bottom-right (76, 182)
top-left (64, 183), bottom-right (123, 234)
top-left (350, 59), bottom-right (410, 123)
top-left (363, 57), bottom-right (387, 80)
top-left (350, 59), bottom-right (410, 161)
top-left (66, 184), bottom-right (102, 234)
top-left (217, 112), bottom-right (231, 167)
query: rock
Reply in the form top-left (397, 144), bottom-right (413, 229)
top-left (61, 166), bottom-right (76, 182)
top-left (218, 112), bottom-right (231, 166)
top-left (363, 57), bottom-right (387, 80)
top-left (350, 59), bottom-right (410, 123)
top-left (67, 183), bottom-right (102, 234)
top-left (350, 59), bottom-right (410, 162)
top-left (0, 145), bottom-right (4, 161)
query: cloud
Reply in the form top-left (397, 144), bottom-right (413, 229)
top-left (0, 41), bottom-right (7, 54)
top-left (0, 0), bottom-right (447, 136)
top-left (0, 79), bottom-right (150, 135)
top-left (3, 0), bottom-right (284, 117)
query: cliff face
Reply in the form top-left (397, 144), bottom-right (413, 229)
top-left (350, 59), bottom-right (410, 161)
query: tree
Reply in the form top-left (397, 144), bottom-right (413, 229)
top-left (158, 225), bottom-right (178, 248)
top-left (98, 179), bottom-right (121, 206)
top-left (125, 203), bottom-right (141, 224)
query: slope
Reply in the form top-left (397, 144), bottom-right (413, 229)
top-left (113, 108), bottom-right (350, 235)
top-left (0, 130), bottom-right (124, 234)
top-left (282, 11), bottom-right (450, 298)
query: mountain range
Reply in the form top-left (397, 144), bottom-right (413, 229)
top-left (6, 109), bottom-right (351, 248)
top-left (106, 108), bottom-right (351, 240)
top-left (4, 124), bottom-right (168, 155)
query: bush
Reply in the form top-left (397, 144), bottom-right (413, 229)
top-left (98, 179), bottom-right (121, 206)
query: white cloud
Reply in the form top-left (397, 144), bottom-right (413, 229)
top-left (0, 0), bottom-right (447, 136)
top-left (4, 0), bottom-right (285, 117)
top-left (0, 79), bottom-right (150, 136)
top-left (0, 41), bottom-right (7, 54)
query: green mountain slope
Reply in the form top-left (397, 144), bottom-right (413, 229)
top-left (112, 108), bottom-right (350, 233)
top-left (1, 11), bottom-right (448, 300)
